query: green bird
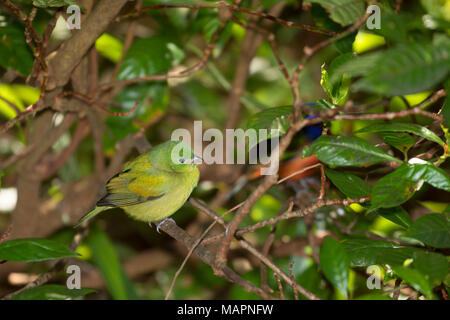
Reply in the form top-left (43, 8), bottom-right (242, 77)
top-left (75, 140), bottom-right (201, 229)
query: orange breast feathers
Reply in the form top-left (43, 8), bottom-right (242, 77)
top-left (249, 154), bottom-right (320, 182)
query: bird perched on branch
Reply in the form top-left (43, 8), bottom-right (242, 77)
top-left (75, 140), bottom-right (201, 230)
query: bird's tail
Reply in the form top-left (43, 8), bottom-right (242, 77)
top-left (74, 206), bottom-right (110, 228)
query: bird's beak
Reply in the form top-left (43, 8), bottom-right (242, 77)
top-left (192, 155), bottom-right (202, 164)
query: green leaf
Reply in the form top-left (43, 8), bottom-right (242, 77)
top-left (372, 12), bottom-right (412, 43)
top-left (371, 162), bottom-right (450, 209)
top-left (310, 135), bottom-right (402, 167)
top-left (372, 207), bottom-right (412, 229)
top-left (324, 168), bottom-right (412, 228)
top-left (305, 0), bottom-right (366, 26)
top-left (0, 238), bottom-right (77, 262)
top-left (412, 251), bottom-right (449, 283)
top-left (85, 224), bottom-right (138, 299)
top-left (0, 24), bottom-right (34, 75)
top-left (379, 132), bottom-right (415, 154)
top-left (329, 51), bottom-right (382, 84)
top-left (310, 3), bottom-right (343, 32)
top-left (343, 239), bottom-right (447, 286)
top-left (404, 162), bottom-right (450, 191)
top-left (246, 106), bottom-right (292, 150)
top-left (356, 293), bottom-right (392, 300)
top-left (118, 36), bottom-right (173, 80)
top-left (343, 239), bottom-right (429, 266)
top-left (356, 123), bottom-right (445, 147)
top-left (11, 285), bottom-right (95, 300)
top-left (391, 266), bottom-right (435, 299)
top-left (324, 168), bottom-right (371, 198)
top-left (370, 172), bottom-right (419, 209)
top-left (353, 40), bottom-right (450, 96)
top-left (319, 237), bottom-right (349, 298)
top-left (321, 63), bottom-right (350, 106)
top-left (342, 239), bottom-right (397, 267)
top-left (407, 214), bottom-right (450, 248)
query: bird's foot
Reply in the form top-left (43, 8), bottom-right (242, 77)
top-left (156, 218), bottom-right (176, 233)
top-left (148, 222), bottom-right (153, 228)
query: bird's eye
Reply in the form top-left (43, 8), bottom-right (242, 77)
top-left (179, 158), bottom-right (185, 164)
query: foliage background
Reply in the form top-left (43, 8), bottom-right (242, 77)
top-left (0, 0), bottom-right (449, 300)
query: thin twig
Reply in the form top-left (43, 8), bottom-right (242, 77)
top-left (165, 201), bottom-right (244, 300)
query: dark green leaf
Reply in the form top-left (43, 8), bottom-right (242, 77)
top-left (310, 135), bottom-right (401, 167)
top-left (391, 266), bottom-right (435, 299)
top-left (342, 239), bottom-right (397, 267)
top-left (319, 237), bottom-right (349, 298)
top-left (412, 251), bottom-right (448, 283)
top-left (353, 40), bottom-right (450, 96)
top-left (0, 238), bottom-right (77, 262)
top-left (118, 36), bottom-right (173, 80)
top-left (371, 162), bottom-right (450, 209)
top-left (324, 168), bottom-right (371, 198)
top-left (356, 123), bottom-right (445, 147)
top-left (11, 285), bottom-right (95, 300)
top-left (342, 240), bottom-right (444, 277)
top-left (370, 173), bottom-right (418, 209)
top-left (356, 293), bottom-right (392, 300)
top-left (305, 0), bottom-right (366, 26)
top-left (372, 207), bottom-right (412, 229)
top-left (379, 132), bottom-right (415, 153)
top-left (407, 214), bottom-right (450, 248)
top-left (0, 24), bottom-right (34, 75)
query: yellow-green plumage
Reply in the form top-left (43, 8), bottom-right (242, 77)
top-left (75, 140), bottom-right (200, 227)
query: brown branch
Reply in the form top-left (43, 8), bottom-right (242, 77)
top-left (189, 199), bottom-right (320, 300)
top-left (289, 261), bottom-right (299, 300)
top-left (157, 219), bottom-right (274, 300)
top-left (236, 197), bottom-right (371, 236)
top-left (56, 91), bottom-right (138, 117)
top-left (117, 1), bottom-right (336, 36)
top-left (99, 39), bottom-right (217, 92)
top-left (164, 201), bottom-right (244, 300)
top-left (215, 174), bottom-right (278, 270)
top-left (48, 0), bottom-right (129, 89)
top-left (0, 224), bottom-right (12, 245)
top-left (274, 273), bottom-right (284, 299)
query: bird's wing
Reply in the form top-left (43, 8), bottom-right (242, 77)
top-left (97, 169), bottom-right (168, 207)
